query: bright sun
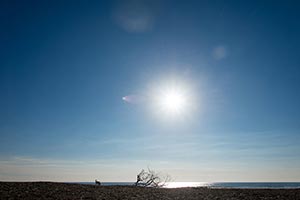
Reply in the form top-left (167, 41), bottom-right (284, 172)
top-left (147, 75), bottom-right (196, 120)
top-left (160, 90), bottom-right (186, 114)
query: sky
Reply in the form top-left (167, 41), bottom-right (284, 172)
top-left (1, 0), bottom-right (300, 182)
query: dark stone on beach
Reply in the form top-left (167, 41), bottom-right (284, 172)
top-left (1, 182), bottom-right (300, 200)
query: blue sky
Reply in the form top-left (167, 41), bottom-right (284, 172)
top-left (0, 0), bottom-right (300, 181)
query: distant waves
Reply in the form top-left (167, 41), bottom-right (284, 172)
top-left (76, 182), bottom-right (300, 188)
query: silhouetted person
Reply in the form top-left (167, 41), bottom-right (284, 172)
top-left (135, 174), bottom-right (142, 186)
top-left (95, 179), bottom-right (101, 185)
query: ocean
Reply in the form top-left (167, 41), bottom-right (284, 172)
top-left (78, 182), bottom-right (300, 188)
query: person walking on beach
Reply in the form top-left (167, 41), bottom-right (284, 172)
top-left (95, 179), bottom-right (101, 185)
top-left (135, 174), bottom-right (142, 186)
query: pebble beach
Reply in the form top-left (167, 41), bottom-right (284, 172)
top-left (1, 182), bottom-right (300, 200)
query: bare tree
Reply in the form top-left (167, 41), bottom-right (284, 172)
top-left (135, 167), bottom-right (171, 188)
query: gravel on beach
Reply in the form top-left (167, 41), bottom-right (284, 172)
top-left (1, 182), bottom-right (300, 200)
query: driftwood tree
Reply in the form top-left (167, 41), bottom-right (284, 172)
top-left (135, 167), bottom-right (171, 188)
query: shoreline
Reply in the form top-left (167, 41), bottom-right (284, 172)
top-left (4, 181), bottom-right (300, 189)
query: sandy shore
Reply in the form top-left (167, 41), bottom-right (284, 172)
top-left (1, 182), bottom-right (300, 200)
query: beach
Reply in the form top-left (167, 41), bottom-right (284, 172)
top-left (1, 182), bottom-right (300, 200)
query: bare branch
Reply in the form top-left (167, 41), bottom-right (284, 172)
top-left (134, 167), bottom-right (171, 188)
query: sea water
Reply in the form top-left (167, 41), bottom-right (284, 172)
top-left (78, 182), bottom-right (300, 188)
